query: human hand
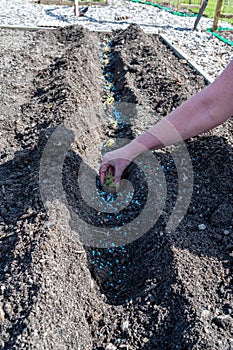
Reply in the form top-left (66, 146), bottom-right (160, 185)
top-left (99, 148), bottom-right (132, 185)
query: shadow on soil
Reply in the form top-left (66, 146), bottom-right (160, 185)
top-left (62, 133), bottom-right (233, 349)
top-left (0, 128), bottom-right (232, 349)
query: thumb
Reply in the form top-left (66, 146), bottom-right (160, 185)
top-left (114, 166), bottom-right (123, 184)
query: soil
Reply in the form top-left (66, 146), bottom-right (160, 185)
top-left (0, 24), bottom-right (232, 350)
top-left (216, 30), bottom-right (233, 44)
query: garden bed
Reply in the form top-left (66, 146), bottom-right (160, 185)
top-left (0, 24), bottom-right (232, 350)
top-left (210, 28), bottom-right (233, 46)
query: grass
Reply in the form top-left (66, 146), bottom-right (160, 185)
top-left (184, 0), bottom-right (233, 26)
top-left (152, 0), bottom-right (233, 26)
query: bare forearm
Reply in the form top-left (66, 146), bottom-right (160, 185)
top-left (124, 60), bottom-right (233, 159)
top-left (135, 88), bottom-right (228, 150)
top-left (99, 61), bottom-right (233, 184)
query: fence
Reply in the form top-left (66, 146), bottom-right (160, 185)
top-left (147, 0), bottom-right (204, 13)
top-left (213, 0), bottom-right (233, 30)
top-left (176, 0), bottom-right (203, 13)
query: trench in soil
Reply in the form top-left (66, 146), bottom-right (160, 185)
top-left (0, 24), bottom-right (232, 350)
top-left (62, 28), bottom-right (195, 349)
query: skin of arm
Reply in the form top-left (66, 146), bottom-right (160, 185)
top-left (100, 60), bottom-right (233, 184)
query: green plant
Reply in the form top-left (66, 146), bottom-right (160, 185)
top-left (104, 171), bottom-right (115, 187)
top-left (103, 171), bottom-right (119, 193)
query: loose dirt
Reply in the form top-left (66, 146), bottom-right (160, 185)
top-left (216, 30), bottom-right (233, 44)
top-left (0, 24), bottom-right (232, 350)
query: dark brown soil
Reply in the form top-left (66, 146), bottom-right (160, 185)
top-left (216, 30), bottom-right (233, 44)
top-left (0, 24), bottom-right (232, 350)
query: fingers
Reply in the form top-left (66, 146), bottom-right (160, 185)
top-left (99, 163), bottom-right (108, 185)
top-left (99, 163), bottom-right (114, 185)
top-left (100, 172), bottom-right (105, 186)
top-left (99, 151), bottom-right (123, 185)
top-left (100, 161), bottom-right (117, 186)
top-left (114, 167), bottom-right (122, 184)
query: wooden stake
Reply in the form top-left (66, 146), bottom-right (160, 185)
top-left (177, 0), bottom-right (181, 12)
top-left (213, 0), bottom-right (223, 31)
top-left (74, 0), bottom-right (79, 15)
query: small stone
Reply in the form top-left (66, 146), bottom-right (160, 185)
top-left (0, 285), bottom-right (5, 294)
top-left (4, 302), bottom-right (12, 317)
top-left (28, 278), bottom-right (34, 285)
top-left (44, 221), bottom-right (56, 228)
top-left (0, 304), bottom-right (5, 322)
top-left (142, 337), bottom-right (149, 343)
top-left (106, 343), bottom-right (117, 350)
top-left (201, 309), bottom-right (211, 319)
top-left (122, 320), bottom-right (129, 331)
top-left (198, 224), bottom-right (206, 230)
top-left (0, 338), bottom-right (5, 348)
